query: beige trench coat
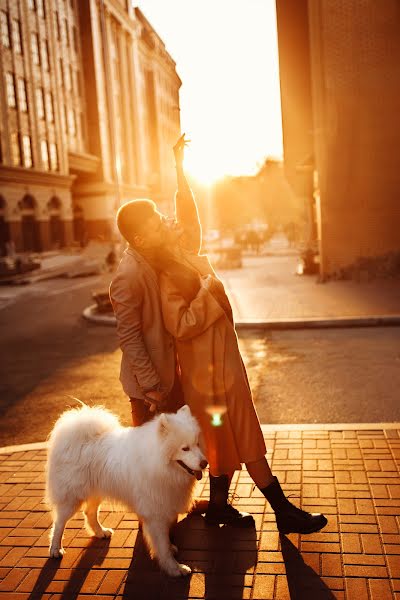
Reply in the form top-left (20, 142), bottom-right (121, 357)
top-left (109, 246), bottom-right (175, 399)
top-left (159, 251), bottom-right (266, 475)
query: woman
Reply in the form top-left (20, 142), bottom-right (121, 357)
top-left (151, 136), bottom-right (327, 533)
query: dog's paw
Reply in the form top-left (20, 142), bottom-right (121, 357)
top-left (177, 563), bottom-right (191, 576)
top-left (162, 560), bottom-right (191, 577)
top-left (170, 543), bottom-right (178, 556)
top-left (49, 546), bottom-right (65, 559)
top-left (96, 527), bottom-right (113, 538)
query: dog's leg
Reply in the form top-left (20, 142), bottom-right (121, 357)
top-left (49, 502), bottom-right (78, 558)
top-left (84, 498), bottom-right (113, 538)
top-left (142, 519), bottom-right (191, 577)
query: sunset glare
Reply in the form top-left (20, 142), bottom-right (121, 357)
top-left (135, 0), bottom-right (283, 184)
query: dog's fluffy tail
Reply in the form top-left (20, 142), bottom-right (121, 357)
top-left (48, 405), bottom-right (121, 449)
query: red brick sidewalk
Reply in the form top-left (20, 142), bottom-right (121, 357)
top-left (0, 424), bottom-right (399, 599)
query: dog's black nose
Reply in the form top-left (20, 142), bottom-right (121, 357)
top-left (200, 460), bottom-right (208, 469)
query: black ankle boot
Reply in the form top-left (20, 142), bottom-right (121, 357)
top-left (205, 474), bottom-right (255, 528)
top-left (260, 477), bottom-right (328, 534)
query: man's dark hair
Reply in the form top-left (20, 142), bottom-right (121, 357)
top-left (116, 199), bottom-right (156, 242)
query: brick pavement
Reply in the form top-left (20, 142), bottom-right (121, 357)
top-left (1, 424), bottom-right (400, 599)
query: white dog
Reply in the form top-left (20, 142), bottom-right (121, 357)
top-left (45, 404), bottom-right (207, 577)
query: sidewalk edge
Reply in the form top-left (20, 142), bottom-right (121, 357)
top-left (82, 305), bottom-right (400, 329)
top-left (2, 422), bottom-right (399, 455)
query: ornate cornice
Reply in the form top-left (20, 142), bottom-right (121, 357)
top-left (73, 180), bottom-right (150, 198)
top-left (0, 166), bottom-right (76, 188)
top-left (68, 151), bottom-right (101, 174)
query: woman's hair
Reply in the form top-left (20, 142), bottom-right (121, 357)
top-left (116, 199), bottom-right (156, 242)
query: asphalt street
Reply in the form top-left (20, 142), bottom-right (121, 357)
top-left (0, 271), bottom-right (399, 446)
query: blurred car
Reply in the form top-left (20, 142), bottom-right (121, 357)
top-left (0, 255), bottom-right (41, 278)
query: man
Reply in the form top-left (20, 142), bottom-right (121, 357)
top-left (109, 135), bottom-right (194, 425)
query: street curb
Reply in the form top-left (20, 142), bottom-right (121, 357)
top-left (82, 304), bottom-right (115, 325)
top-left (0, 441), bottom-right (48, 454)
top-left (82, 304), bottom-right (400, 330)
top-left (2, 422), bottom-right (399, 455)
top-left (235, 315), bottom-right (400, 330)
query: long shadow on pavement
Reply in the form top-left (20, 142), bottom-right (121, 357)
top-left (122, 514), bottom-right (257, 599)
top-left (27, 537), bottom-right (111, 600)
top-left (280, 535), bottom-right (336, 599)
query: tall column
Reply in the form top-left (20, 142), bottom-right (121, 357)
top-left (117, 29), bottom-right (135, 187)
top-left (130, 24), bottom-right (146, 187)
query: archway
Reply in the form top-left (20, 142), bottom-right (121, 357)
top-left (73, 205), bottom-right (86, 246)
top-left (19, 195), bottom-right (40, 252)
top-left (0, 197), bottom-right (10, 257)
top-left (47, 196), bottom-right (64, 248)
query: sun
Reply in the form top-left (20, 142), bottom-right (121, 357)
top-left (184, 145), bottom-right (223, 186)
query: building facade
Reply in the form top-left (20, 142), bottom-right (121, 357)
top-left (276, 0), bottom-right (400, 277)
top-left (0, 0), bottom-right (181, 255)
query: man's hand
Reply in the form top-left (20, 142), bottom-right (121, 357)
top-left (173, 133), bottom-right (190, 168)
top-left (143, 389), bottom-right (167, 413)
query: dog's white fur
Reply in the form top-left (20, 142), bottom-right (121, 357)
top-left (45, 404), bottom-right (206, 576)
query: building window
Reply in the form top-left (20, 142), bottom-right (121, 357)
top-left (36, 0), bottom-right (45, 18)
top-left (12, 20), bottom-right (22, 54)
top-left (73, 70), bottom-right (81, 96)
top-left (55, 12), bottom-right (61, 40)
top-left (63, 105), bottom-right (68, 132)
top-left (64, 19), bottom-right (69, 46)
top-left (10, 132), bottom-right (21, 166)
top-left (18, 78), bottom-right (28, 112)
top-left (41, 41), bottom-right (49, 71)
top-left (41, 139), bottom-right (49, 170)
top-left (36, 88), bottom-right (44, 119)
top-left (45, 92), bottom-right (54, 122)
top-left (65, 62), bottom-right (71, 90)
top-left (80, 112), bottom-right (86, 142)
top-left (31, 33), bottom-right (40, 65)
top-left (68, 108), bottom-right (76, 136)
top-left (59, 58), bottom-right (64, 86)
top-left (5, 72), bottom-right (16, 108)
top-left (1, 11), bottom-right (10, 48)
top-left (22, 135), bottom-right (33, 168)
top-left (49, 143), bottom-right (58, 171)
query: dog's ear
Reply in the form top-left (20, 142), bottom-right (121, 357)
top-left (158, 413), bottom-right (170, 436)
top-left (177, 405), bottom-right (191, 417)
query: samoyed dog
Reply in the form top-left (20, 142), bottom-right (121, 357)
top-left (46, 404), bottom-right (207, 577)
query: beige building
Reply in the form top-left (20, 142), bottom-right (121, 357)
top-left (276, 0), bottom-right (400, 277)
top-left (0, 0), bottom-right (181, 255)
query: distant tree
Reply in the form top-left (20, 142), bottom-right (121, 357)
top-left (199, 158), bottom-right (305, 235)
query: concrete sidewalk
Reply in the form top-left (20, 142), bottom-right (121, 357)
top-left (1, 424), bottom-right (400, 599)
top-left (83, 252), bottom-right (400, 328)
top-left (219, 254), bottom-right (400, 324)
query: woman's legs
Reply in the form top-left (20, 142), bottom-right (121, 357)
top-left (245, 457), bottom-right (275, 489)
top-left (205, 473), bottom-right (254, 527)
top-left (246, 455), bottom-right (328, 534)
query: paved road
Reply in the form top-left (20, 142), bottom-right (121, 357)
top-left (240, 327), bottom-right (400, 425)
top-left (1, 271), bottom-right (399, 446)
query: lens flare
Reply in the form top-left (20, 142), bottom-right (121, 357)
top-left (205, 404), bottom-right (227, 427)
